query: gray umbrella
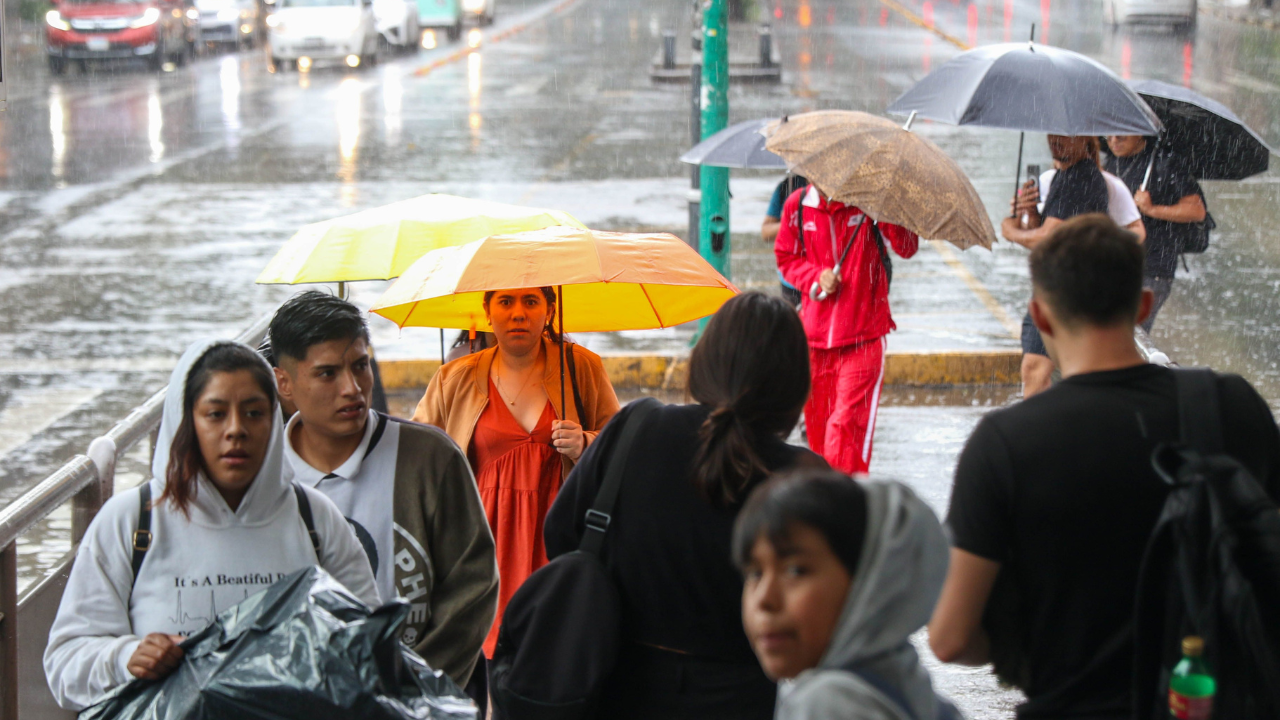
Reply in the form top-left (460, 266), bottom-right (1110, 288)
top-left (887, 42), bottom-right (1162, 136)
top-left (679, 118), bottom-right (788, 169)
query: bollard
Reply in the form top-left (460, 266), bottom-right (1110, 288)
top-left (759, 25), bottom-right (774, 68)
top-left (662, 30), bottom-right (677, 70)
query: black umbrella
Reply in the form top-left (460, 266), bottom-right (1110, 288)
top-left (887, 41), bottom-right (1162, 136)
top-left (679, 117), bottom-right (788, 169)
top-left (1129, 79), bottom-right (1272, 181)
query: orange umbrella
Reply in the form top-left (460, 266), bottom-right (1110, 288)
top-left (370, 226), bottom-right (739, 412)
top-left (370, 226), bottom-right (739, 332)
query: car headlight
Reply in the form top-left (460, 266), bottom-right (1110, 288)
top-left (129, 7), bottom-right (160, 27)
top-left (186, 7), bottom-right (199, 19)
top-left (461, 0), bottom-right (483, 11)
top-left (265, 13), bottom-right (282, 29)
top-left (45, 9), bottom-right (71, 31)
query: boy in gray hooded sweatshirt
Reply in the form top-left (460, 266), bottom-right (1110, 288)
top-left (735, 471), bottom-right (961, 720)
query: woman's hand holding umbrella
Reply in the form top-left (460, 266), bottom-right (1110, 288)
top-left (551, 420), bottom-right (585, 460)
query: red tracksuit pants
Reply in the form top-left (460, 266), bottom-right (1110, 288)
top-left (806, 337), bottom-right (887, 475)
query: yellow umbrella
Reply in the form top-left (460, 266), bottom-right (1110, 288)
top-left (370, 226), bottom-right (739, 332)
top-left (255, 194), bottom-right (586, 285)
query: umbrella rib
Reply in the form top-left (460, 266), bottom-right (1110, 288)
top-left (639, 283), bottom-right (665, 328)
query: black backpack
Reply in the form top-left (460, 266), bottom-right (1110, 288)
top-left (1132, 369), bottom-right (1280, 720)
top-left (489, 398), bottom-right (660, 720)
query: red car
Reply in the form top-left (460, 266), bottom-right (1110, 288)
top-left (46, 0), bottom-right (197, 74)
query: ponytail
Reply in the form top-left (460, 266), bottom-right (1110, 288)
top-left (693, 405), bottom-right (769, 506)
top-left (688, 292), bottom-right (810, 508)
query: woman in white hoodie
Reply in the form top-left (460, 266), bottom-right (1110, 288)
top-left (44, 340), bottom-right (379, 711)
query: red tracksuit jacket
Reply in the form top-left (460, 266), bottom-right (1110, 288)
top-left (775, 186), bottom-right (919, 349)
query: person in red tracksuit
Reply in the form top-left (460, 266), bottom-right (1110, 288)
top-left (775, 185), bottom-right (919, 475)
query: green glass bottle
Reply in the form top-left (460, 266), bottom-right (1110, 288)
top-left (1169, 636), bottom-right (1215, 720)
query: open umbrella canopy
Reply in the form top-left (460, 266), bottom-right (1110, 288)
top-left (256, 194), bottom-right (586, 285)
top-left (763, 110), bottom-right (996, 250)
top-left (1129, 79), bottom-right (1272, 180)
top-left (887, 42), bottom-right (1162, 136)
top-left (370, 226), bottom-right (739, 332)
top-left (679, 118), bottom-right (787, 169)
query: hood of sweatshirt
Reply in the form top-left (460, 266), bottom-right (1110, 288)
top-left (782, 480), bottom-right (950, 719)
top-left (150, 339), bottom-right (289, 529)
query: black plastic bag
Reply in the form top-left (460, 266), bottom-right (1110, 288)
top-left (80, 567), bottom-right (477, 720)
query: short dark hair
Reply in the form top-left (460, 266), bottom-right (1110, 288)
top-left (160, 343), bottom-right (277, 517)
top-left (689, 291), bottom-right (810, 507)
top-left (1030, 214), bottom-right (1144, 328)
top-left (732, 469), bottom-right (868, 578)
top-left (268, 291), bottom-right (370, 366)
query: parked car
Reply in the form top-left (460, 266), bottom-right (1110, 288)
top-left (195, 0), bottom-right (260, 48)
top-left (267, 0), bottom-right (380, 70)
top-left (1104, 0), bottom-right (1197, 28)
top-left (46, 0), bottom-right (196, 73)
top-left (372, 0), bottom-right (419, 51)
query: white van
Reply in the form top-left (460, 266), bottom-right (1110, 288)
top-left (267, 0), bottom-right (381, 70)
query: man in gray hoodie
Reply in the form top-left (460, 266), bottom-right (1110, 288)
top-left (736, 471), bottom-right (959, 720)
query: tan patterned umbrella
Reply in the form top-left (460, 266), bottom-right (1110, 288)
top-left (763, 110), bottom-right (995, 250)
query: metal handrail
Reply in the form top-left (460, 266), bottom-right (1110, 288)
top-left (0, 310), bottom-right (273, 555)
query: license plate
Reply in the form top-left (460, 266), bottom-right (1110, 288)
top-left (300, 37), bottom-right (326, 48)
top-left (86, 36), bottom-right (109, 51)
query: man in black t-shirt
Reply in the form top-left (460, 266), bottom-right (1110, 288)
top-left (1002, 135), bottom-right (1110, 398)
top-left (928, 214), bottom-right (1280, 720)
top-left (1105, 135), bottom-right (1208, 333)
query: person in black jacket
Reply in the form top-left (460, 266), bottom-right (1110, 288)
top-left (544, 291), bottom-right (827, 720)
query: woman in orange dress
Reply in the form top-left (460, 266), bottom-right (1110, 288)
top-left (413, 286), bottom-right (620, 664)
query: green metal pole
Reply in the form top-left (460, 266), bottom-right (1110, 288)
top-left (699, 0), bottom-right (730, 280)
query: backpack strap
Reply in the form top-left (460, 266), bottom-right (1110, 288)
top-left (130, 482), bottom-right (153, 590)
top-left (362, 412), bottom-right (389, 461)
top-left (1174, 369), bottom-right (1224, 454)
top-left (578, 397), bottom-right (661, 557)
top-left (292, 483), bottom-right (322, 560)
top-left (564, 343), bottom-right (588, 429)
top-left (871, 222), bottom-right (893, 289)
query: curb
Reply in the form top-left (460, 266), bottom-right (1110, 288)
top-left (379, 350), bottom-right (1022, 391)
top-left (1200, 2), bottom-right (1280, 28)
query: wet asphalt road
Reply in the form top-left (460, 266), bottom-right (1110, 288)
top-left (2, 0), bottom-right (1280, 712)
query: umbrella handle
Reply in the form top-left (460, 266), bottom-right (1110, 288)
top-left (1140, 153), bottom-right (1155, 192)
top-left (558, 285), bottom-right (566, 427)
top-left (811, 262), bottom-right (842, 302)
